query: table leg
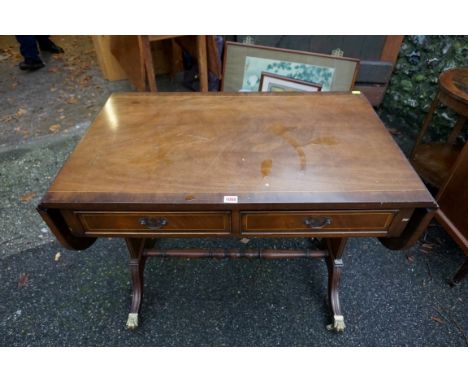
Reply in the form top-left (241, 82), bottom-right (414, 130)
top-left (325, 238), bottom-right (347, 332)
top-left (410, 95), bottom-right (439, 160)
top-left (125, 238), bottom-right (148, 329)
top-left (447, 116), bottom-right (466, 145)
top-left (450, 258), bottom-right (468, 286)
top-left (196, 36), bottom-right (208, 92)
top-left (138, 36), bottom-right (157, 92)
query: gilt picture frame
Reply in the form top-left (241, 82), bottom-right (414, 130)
top-left (221, 41), bottom-right (359, 92)
top-left (259, 72), bottom-right (322, 92)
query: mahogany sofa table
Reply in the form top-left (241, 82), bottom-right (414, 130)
top-left (38, 92), bottom-right (436, 332)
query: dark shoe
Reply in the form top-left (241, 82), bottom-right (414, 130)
top-left (39, 41), bottom-right (64, 54)
top-left (19, 58), bottom-right (45, 71)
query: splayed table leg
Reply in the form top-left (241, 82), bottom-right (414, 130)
top-left (325, 238), bottom-right (347, 332)
top-left (125, 238), bottom-right (149, 329)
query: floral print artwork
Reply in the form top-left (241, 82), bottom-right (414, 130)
top-left (241, 56), bottom-right (335, 91)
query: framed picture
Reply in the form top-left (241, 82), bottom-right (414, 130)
top-left (259, 72), bottom-right (322, 92)
top-left (222, 41), bottom-right (359, 92)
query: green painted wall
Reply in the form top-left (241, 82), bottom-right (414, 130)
top-left (378, 35), bottom-right (467, 140)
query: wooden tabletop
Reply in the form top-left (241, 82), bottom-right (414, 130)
top-left (42, 93), bottom-right (435, 208)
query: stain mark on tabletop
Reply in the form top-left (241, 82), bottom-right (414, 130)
top-left (308, 136), bottom-right (338, 145)
top-left (270, 124), bottom-right (306, 171)
top-left (261, 159), bottom-right (273, 178)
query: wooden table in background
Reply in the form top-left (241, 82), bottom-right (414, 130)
top-left (92, 36), bottom-right (220, 92)
top-left (38, 93), bottom-right (436, 332)
top-left (436, 141), bottom-right (468, 284)
top-left (410, 67), bottom-right (467, 284)
top-left (411, 68), bottom-right (468, 188)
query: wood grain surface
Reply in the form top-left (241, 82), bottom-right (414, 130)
top-left (41, 92), bottom-right (435, 208)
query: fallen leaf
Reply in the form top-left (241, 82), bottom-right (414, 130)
top-left (65, 95), bottom-right (78, 104)
top-left (48, 66), bottom-right (60, 73)
top-left (431, 316), bottom-right (444, 324)
top-left (79, 75), bottom-right (92, 87)
top-left (422, 243), bottom-right (433, 249)
top-left (0, 114), bottom-right (14, 123)
top-left (18, 273), bottom-right (29, 288)
top-left (54, 252), bottom-right (61, 262)
top-left (20, 191), bottom-right (36, 202)
top-left (49, 124), bottom-right (61, 133)
top-left (16, 108), bottom-right (27, 117)
top-left (406, 254), bottom-right (415, 263)
top-left (50, 86), bottom-right (57, 92)
top-left (388, 128), bottom-right (401, 135)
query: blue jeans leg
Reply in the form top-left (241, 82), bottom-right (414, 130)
top-left (16, 35), bottom-right (41, 61)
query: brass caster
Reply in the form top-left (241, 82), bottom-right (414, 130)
top-left (126, 313), bottom-right (139, 330)
top-left (326, 315), bottom-right (345, 332)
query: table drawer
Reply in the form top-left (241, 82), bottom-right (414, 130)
top-left (76, 211), bottom-right (231, 234)
top-left (241, 210), bottom-right (397, 235)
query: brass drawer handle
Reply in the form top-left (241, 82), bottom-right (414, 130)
top-left (304, 217), bottom-right (332, 229)
top-left (139, 217), bottom-right (168, 229)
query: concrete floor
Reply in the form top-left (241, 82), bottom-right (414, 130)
top-left (0, 36), bottom-right (466, 346)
